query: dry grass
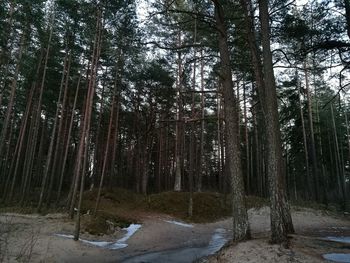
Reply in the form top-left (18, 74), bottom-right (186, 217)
top-left (147, 191), bottom-right (231, 223)
top-left (82, 188), bottom-right (268, 226)
top-left (0, 216), bottom-right (38, 263)
top-left (0, 188), bottom-right (268, 236)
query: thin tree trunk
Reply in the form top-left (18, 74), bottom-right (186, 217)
top-left (108, 94), bottom-right (121, 187)
top-left (11, 25), bottom-right (52, 204)
top-left (174, 32), bottom-right (183, 191)
top-left (197, 49), bottom-right (205, 192)
top-left (330, 104), bottom-right (346, 202)
top-left (47, 52), bottom-right (72, 206)
top-left (298, 87), bottom-right (312, 199)
top-left (315, 100), bottom-right (328, 204)
top-left (19, 105), bottom-right (39, 204)
top-left (345, 108), bottom-right (350, 198)
top-left (36, 22), bottom-right (63, 211)
top-left (217, 92), bottom-right (222, 192)
top-left (0, 118), bottom-right (14, 191)
top-left (94, 87), bottom-right (117, 214)
top-left (92, 72), bottom-right (107, 189)
top-left (253, 104), bottom-right (260, 196)
top-left (188, 121), bottom-right (194, 218)
top-left (243, 82), bottom-right (250, 194)
top-left (303, 61), bottom-right (319, 201)
top-left (0, 0), bottom-right (15, 90)
top-left (56, 73), bottom-right (81, 206)
top-left (69, 19), bottom-right (102, 217)
top-left (0, 33), bottom-right (26, 161)
top-left (2, 77), bottom-right (37, 201)
top-left (73, 10), bottom-right (102, 238)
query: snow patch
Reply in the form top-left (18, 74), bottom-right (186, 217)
top-left (121, 228), bottom-right (229, 263)
top-left (206, 228), bottom-right (228, 255)
top-left (325, 236), bottom-right (350, 244)
top-left (323, 253), bottom-right (350, 263)
top-left (55, 224), bottom-right (141, 250)
top-left (55, 233), bottom-right (74, 239)
top-left (164, 220), bottom-right (194, 228)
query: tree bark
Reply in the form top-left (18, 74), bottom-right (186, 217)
top-left (243, 82), bottom-right (250, 194)
top-left (174, 32), bottom-right (183, 192)
top-left (56, 73), bottom-right (81, 206)
top-left (240, 0), bottom-right (294, 243)
top-left (213, 0), bottom-right (250, 241)
top-left (73, 9), bottom-right (102, 238)
top-left (298, 85), bottom-right (312, 199)
top-left (330, 104), bottom-right (347, 202)
top-left (197, 49), bottom-right (205, 192)
top-left (94, 82), bottom-right (118, 214)
top-left (47, 51), bottom-right (72, 206)
top-left (0, 33), bottom-right (26, 161)
top-left (303, 61), bottom-right (319, 201)
top-left (37, 23), bottom-right (63, 211)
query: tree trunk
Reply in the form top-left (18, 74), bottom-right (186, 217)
top-left (0, 33), bottom-right (26, 161)
top-left (213, 0), bottom-right (250, 241)
top-left (47, 52), bottom-right (72, 206)
top-left (303, 61), bottom-right (319, 201)
top-left (71, 9), bottom-right (102, 222)
top-left (174, 32), bottom-right (183, 192)
top-left (240, 0), bottom-right (294, 243)
top-left (330, 104), bottom-right (346, 203)
top-left (56, 73), bottom-right (81, 206)
top-left (243, 82), bottom-right (250, 194)
top-left (94, 85), bottom-right (117, 214)
top-left (298, 86), bottom-right (312, 199)
top-left (36, 23), bottom-right (62, 211)
top-left (259, 0), bottom-right (294, 241)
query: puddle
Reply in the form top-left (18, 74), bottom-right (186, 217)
top-left (122, 228), bottom-right (229, 263)
top-left (323, 253), bottom-right (350, 263)
top-left (164, 220), bottom-right (194, 228)
top-left (323, 236), bottom-right (350, 262)
top-left (56, 223), bottom-right (141, 250)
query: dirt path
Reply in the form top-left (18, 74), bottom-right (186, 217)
top-left (0, 207), bottom-right (349, 263)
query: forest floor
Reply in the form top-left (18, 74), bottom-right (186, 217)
top-left (0, 190), bottom-right (349, 262)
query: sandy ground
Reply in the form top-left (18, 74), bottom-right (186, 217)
top-left (204, 207), bottom-right (350, 263)
top-left (0, 207), bottom-right (349, 263)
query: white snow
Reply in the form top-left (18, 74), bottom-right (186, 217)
top-left (164, 220), bottom-right (194, 228)
top-left (322, 237), bottom-right (350, 262)
top-left (55, 224), bottom-right (141, 250)
top-left (323, 253), bottom-right (350, 263)
top-left (55, 233), bottom-right (74, 239)
top-left (325, 236), bottom-right (350, 244)
top-left (206, 228), bottom-right (228, 255)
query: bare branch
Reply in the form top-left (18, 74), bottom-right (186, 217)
top-left (142, 41), bottom-right (211, 51)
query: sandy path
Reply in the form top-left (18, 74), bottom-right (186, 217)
top-left (0, 207), bottom-right (349, 263)
top-left (205, 207), bottom-right (350, 263)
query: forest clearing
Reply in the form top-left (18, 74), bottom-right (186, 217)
top-left (1, 0), bottom-right (350, 262)
top-left (0, 190), bottom-right (350, 262)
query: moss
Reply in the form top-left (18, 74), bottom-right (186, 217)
top-left (146, 193), bottom-right (269, 223)
top-left (147, 191), bottom-right (232, 223)
top-left (291, 199), bottom-right (329, 211)
top-left (246, 195), bottom-right (269, 209)
top-left (83, 211), bottom-right (132, 236)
